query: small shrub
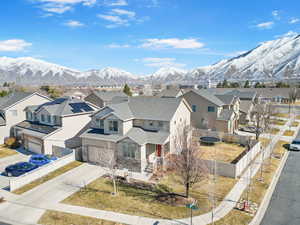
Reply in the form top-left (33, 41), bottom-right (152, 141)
top-left (4, 137), bottom-right (20, 149)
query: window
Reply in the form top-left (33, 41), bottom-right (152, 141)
top-left (26, 112), bottom-right (31, 120)
top-left (192, 105), bottom-right (197, 112)
top-left (53, 116), bottom-right (57, 124)
top-left (208, 106), bottom-right (215, 112)
top-left (47, 115), bottom-right (51, 123)
top-left (149, 121), bottom-right (153, 126)
top-left (41, 114), bottom-right (45, 122)
top-left (158, 121), bottom-right (163, 127)
top-left (109, 120), bottom-right (118, 132)
top-left (123, 143), bottom-right (136, 158)
top-left (100, 120), bottom-right (104, 129)
top-left (10, 110), bottom-right (17, 116)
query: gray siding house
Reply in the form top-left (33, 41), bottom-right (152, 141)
top-left (84, 90), bottom-right (128, 108)
top-left (81, 96), bottom-right (191, 174)
top-left (13, 97), bottom-right (97, 155)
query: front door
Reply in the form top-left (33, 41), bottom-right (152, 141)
top-left (156, 145), bottom-right (162, 157)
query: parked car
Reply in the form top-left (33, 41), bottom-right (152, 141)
top-left (29, 154), bottom-right (56, 166)
top-left (290, 132), bottom-right (300, 151)
top-left (5, 162), bottom-right (38, 177)
top-left (240, 126), bottom-right (263, 134)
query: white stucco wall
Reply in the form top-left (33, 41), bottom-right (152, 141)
top-left (169, 100), bottom-right (191, 154)
top-left (0, 94), bottom-right (50, 144)
top-left (43, 113), bottom-right (92, 154)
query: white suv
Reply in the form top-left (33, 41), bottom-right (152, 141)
top-left (290, 140), bottom-right (300, 151)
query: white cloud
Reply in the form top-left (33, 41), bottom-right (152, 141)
top-left (140, 38), bottom-right (204, 49)
top-left (106, 43), bottom-right (130, 48)
top-left (98, 14), bottom-right (129, 27)
top-left (140, 57), bottom-right (186, 68)
top-left (272, 10), bottom-right (280, 20)
top-left (34, 0), bottom-right (97, 14)
top-left (255, 21), bottom-right (274, 29)
top-left (63, 20), bottom-right (85, 27)
top-left (111, 9), bottom-right (135, 18)
top-left (0, 39), bottom-right (32, 52)
top-left (289, 18), bottom-right (300, 24)
top-left (275, 31), bottom-right (298, 38)
top-left (104, 0), bottom-right (128, 6)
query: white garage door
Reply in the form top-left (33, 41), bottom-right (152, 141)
top-left (28, 141), bottom-right (42, 154)
top-left (88, 146), bottom-right (112, 166)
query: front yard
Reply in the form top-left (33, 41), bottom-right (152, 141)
top-left (62, 173), bottom-right (236, 219)
top-left (39, 210), bottom-right (126, 225)
top-left (283, 130), bottom-right (295, 136)
top-left (270, 119), bottom-right (286, 126)
top-left (214, 140), bottom-right (288, 225)
top-left (0, 145), bottom-right (18, 159)
top-left (272, 113), bottom-right (289, 118)
top-left (200, 142), bottom-right (245, 163)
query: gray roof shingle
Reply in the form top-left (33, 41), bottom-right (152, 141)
top-left (93, 91), bottom-right (127, 102)
top-left (190, 89), bottom-right (225, 106)
top-left (0, 92), bottom-right (34, 110)
top-left (34, 97), bottom-right (95, 116)
top-left (157, 89), bottom-right (183, 98)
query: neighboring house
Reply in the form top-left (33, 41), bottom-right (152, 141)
top-left (80, 97), bottom-right (192, 174)
top-left (157, 88), bottom-right (184, 98)
top-left (84, 90), bottom-right (128, 108)
top-left (64, 89), bottom-right (90, 100)
top-left (0, 92), bottom-right (51, 144)
top-left (182, 89), bottom-right (240, 133)
top-left (12, 97), bottom-right (97, 155)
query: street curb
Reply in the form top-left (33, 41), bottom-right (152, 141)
top-left (249, 149), bottom-right (290, 225)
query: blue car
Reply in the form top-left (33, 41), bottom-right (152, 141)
top-left (29, 154), bottom-right (54, 166)
top-left (5, 162), bottom-right (38, 177)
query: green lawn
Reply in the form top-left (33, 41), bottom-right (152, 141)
top-left (13, 161), bottom-right (83, 194)
top-left (63, 173), bottom-right (236, 219)
top-left (39, 210), bottom-right (126, 225)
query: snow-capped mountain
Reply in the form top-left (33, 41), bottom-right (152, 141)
top-left (189, 34), bottom-right (300, 82)
top-left (1, 34), bottom-right (300, 85)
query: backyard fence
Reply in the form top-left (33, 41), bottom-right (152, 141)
top-left (9, 149), bottom-right (75, 191)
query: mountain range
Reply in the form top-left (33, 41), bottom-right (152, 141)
top-left (1, 34), bottom-right (300, 85)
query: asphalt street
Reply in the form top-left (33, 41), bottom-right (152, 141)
top-left (261, 150), bottom-right (300, 225)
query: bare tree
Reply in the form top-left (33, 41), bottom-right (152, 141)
top-left (171, 124), bottom-right (207, 198)
top-left (252, 103), bottom-right (274, 140)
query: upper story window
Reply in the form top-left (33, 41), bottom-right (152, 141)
top-left (149, 121), bottom-right (153, 126)
top-left (53, 116), bottom-right (57, 124)
top-left (47, 115), bottom-right (51, 123)
top-left (109, 120), bottom-right (118, 132)
top-left (26, 112), bottom-right (32, 120)
top-left (192, 105), bottom-right (197, 112)
top-left (208, 106), bottom-right (215, 112)
top-left (10, 110), bottom-right (17, 116)
top-left (158, 121), bottom-right (163, 127)
top-left (41, 114), bottom-right (45, 122)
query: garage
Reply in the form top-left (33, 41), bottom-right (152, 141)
top-left (87, 146), bottom-right (113, 167)
top-left (28, 140), bottom-right (42, 154)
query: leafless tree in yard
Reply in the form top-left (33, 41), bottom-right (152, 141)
top-left (252, 103), bottom-right (274, 140)
top-left (171, 124), bottom-right (207, 198)
top-left (288, 88), bottom-right (298, 130)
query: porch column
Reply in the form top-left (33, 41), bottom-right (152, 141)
top-left (140, 144), bottom-right (147, 173)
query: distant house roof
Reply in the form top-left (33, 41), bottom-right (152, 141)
top-left (157, 88), bottom-right (183, 98)
top-left (217, 109), bottom-right (235, 121)
top-left (93, 91), bottom-right (127, 102)
top-left (95, 96), bottom-right (188, 122)
top-left (239, 101), bottom-right (253, 114)
top-left (215, 94), bottom-right (238, 105)
top-left (188, 89), bottom-right (225, 106)
top-left (0, 92), bottom-right (38, 110)
top-left (224, 90), bottom-right (257, 101)
top-left (31, 97), bottom-right (96, 117)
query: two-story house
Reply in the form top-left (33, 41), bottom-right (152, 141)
top-left (182, 89), bottom-right (240, 133)
top-left (84, 90), bottom-right (128, 108)
top-left (12, 97), bottom-right (97, 155)
top-left (80, 97), bottom-right (192, 174)
top-left (0, 92), bottom-right (51, 144)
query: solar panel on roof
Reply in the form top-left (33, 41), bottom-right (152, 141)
top-left (69, 103), bottom-right (93, 113)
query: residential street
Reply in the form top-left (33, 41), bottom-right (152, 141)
top-left (261, 150), bottom-right (300, 225)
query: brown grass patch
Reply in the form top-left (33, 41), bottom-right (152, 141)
top-left (283, 130), bottom-right (295, 137)
top-left (0, 146), bottom-right (18, 159)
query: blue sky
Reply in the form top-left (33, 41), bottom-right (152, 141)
top-left (1, 0), bottom-right (300, 75)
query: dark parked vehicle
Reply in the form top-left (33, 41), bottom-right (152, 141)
top-left (29, 154), bottom-right (57, 166)
top-left (5, 162), bottom-right (38, 177)
top-left (240, 126), bottom-right (263, 134)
